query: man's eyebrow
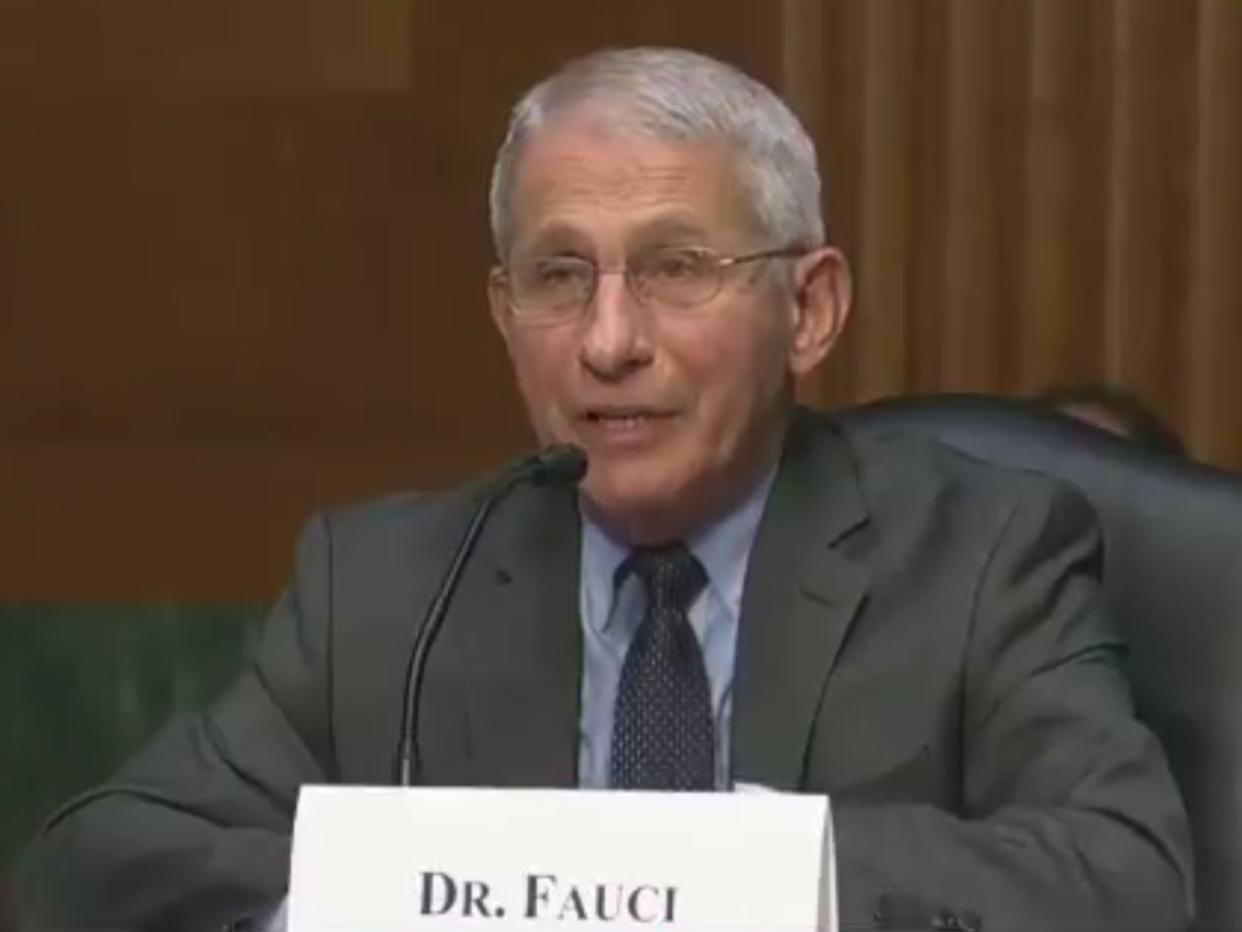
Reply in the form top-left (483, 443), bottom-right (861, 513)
top-left (629, 216), bottom-right (711, 244)
top-left (512, 226), bottom-right (587, 260)
top-left (514, 214), bottom-right (714, 257)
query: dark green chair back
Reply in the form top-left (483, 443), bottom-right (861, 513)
top-left (0, 605), bottom-right (263, 872)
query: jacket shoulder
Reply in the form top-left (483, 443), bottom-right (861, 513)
top-left (321, 487), bottom-right (473, 545)
top-left (837, 417), bottom-right (1094, 525)
top-left (273, 478), bottom-right (494, 604)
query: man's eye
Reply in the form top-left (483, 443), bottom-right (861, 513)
top-left (534, 260), bottom-right (588, 286)
top-left (647, 250), bottom-right (709, 280)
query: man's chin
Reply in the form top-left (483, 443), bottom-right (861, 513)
top-left (578, 479), bottom-right (697, 545)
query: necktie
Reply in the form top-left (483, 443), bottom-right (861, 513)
top-left (609, 544), bottom-right (715, 790)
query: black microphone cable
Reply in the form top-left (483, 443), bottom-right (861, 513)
top-left (395, 444), bottom-right (588, 785)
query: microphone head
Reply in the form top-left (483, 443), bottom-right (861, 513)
top-left (530, 444), bottom-right (588, 486)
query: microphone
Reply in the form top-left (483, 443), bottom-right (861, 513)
top-left (395, 444), bottom-right (588, 785)
top-left (522, 443), bottom-right (590, 487)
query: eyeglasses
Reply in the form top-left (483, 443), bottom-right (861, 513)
top-left (494, 245), bottom-right (805, 323)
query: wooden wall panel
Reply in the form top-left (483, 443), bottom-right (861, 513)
top-left (0, 0), bottom-right (783, 599)
top-left (0, 0), bottom-right (414, 96)
top-left (1186, 0), bottom-right (1242, 466)
top-left (1102, 0), bottom-right (1197, 426)
top-left (852, 0), bottom-right (917, 400)
top-left (791, 0), bottom-right (1241, 467)
top-left (0, 1), bottom-right (1238, 599)
top-left (1015, 0), bottom-right (1111, 391)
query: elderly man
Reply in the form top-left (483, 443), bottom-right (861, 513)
top-left (15, 48), bottom-right (1191, 932)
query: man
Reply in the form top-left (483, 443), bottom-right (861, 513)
top-left (15, 48), bottom-right (1192, 931)
top-left (1037, 382), bottom-right (1187, 459)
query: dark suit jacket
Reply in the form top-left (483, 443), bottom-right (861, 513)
top-left (14, 408), bottom-right (1193, 931)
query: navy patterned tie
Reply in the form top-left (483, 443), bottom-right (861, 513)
top-left (609, 544), bottom-right (715, 790)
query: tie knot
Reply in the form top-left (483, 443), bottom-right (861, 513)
top-left (628, 544), bottom-right (707, 612)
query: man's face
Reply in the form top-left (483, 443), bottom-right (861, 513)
top-left (489, 121), bottom-right (849, 544)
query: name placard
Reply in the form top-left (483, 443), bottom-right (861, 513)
top-left (289, 785), bottom-right (832, 932)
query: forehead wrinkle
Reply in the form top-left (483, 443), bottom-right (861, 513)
top-left (510, 126), bottom-right (759, 256)
top-left (532, 151), bottom-right (698, 209)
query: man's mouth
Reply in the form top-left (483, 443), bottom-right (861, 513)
top-left (582, 407), bottom-right (674, 431)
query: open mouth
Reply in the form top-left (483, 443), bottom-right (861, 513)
top-left (583, 408), bottom-right (672, 431)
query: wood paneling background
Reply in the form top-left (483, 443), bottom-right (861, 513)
top-left (1, 1), bottom-right (1238, 600)
top-left (796, 0), bottom-right (1242, 460)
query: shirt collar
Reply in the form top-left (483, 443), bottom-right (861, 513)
top-left (579, 466), bottom-right (778, 634)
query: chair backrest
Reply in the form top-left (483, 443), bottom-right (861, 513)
top-left (838, 394), bottom-right (1242, 932)
top-left (0, 604), bottom-right (263, 873)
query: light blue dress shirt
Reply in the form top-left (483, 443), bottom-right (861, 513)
top-left (576, 469), bottom-right (776, 790)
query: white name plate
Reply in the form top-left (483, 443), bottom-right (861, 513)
top-left (289, 785), bottom-right (832, 932)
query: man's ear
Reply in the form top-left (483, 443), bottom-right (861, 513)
top-left (787, 247), bottom-right (853, 377)
top-left (487, 268), bottom-right (514, 348)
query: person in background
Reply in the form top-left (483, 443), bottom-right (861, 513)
top-left (1038, 382), bottom-right (1187, 458)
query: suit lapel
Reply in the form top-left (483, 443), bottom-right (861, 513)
top-left (455, 480), bottom-right (583, 787)
top-left (731, 409), bottom-right (870, 790)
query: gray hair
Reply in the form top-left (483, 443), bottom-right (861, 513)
top-left (488, 47), bottom-right (826, 259)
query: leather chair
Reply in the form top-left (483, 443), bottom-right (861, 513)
top-left (838, 394), bottom-right (1242, 932)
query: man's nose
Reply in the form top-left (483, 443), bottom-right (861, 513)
top-left (578, 270), bottom-right (653, 380)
